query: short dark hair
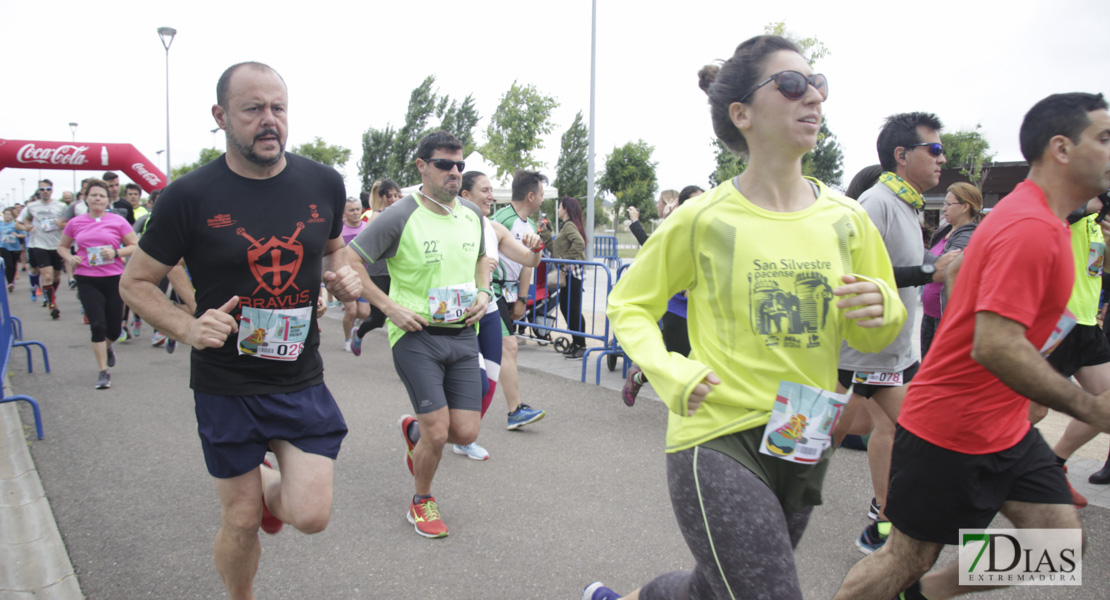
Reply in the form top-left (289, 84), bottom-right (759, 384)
top-left (359, 190), bottom-right (370, 211)
top-left (1020, 93), bottom-right (1108, 163)
top-left (38, 178), bottom-right (53, 186)
top-left (148, 189), bottom-right (161, 204)
top-left (678, 185), bottom-right (704, 205)
top-left (85, 178), bottom-right (110, 197)
top-left (877, 112), bottom-right (944, 172)
top-left (102, 172), bottom-right (119, 182)
top-left (511, 170), bottom-right (548, 202)
top-left (124, 183), bottom-right (142, 194)
top-left (698, 35), bottom-right (801, 158)
top-left (216, 62), bottom-right (284, 108)
top-left (461, 171), bottom-right (487, 195)
top-left (845, 164), bottom-right (884, 200)
top-left (416, 131), bottom-right (462, 162)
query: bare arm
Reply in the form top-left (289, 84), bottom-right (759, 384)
top-left (346, 246), bottom-right (427, 332)
top-left (972, 311), bottom-right (1110, 430)
top-left (56, 234), bottom-right (79, 268)
top-left (120, 248), bottom-right (238, 349)
top-left (492, 221), bottom-right (542, 267)
top-left (462, 252), bottom-right (494, 326)
top-left (167, 263), bottom-right (195, 314)
top-left (322, 237), bottom-right (361, 303)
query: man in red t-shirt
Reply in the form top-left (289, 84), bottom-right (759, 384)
top-left (834, 92), bottom-right (1110, 600)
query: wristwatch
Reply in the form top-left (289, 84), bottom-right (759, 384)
top-left (920, 264), bottom-right (936, 277)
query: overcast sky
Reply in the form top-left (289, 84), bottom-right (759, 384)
top-left (1, 0), bottom-right (1108, 208)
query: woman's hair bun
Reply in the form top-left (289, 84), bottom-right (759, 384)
top-left (698, 64), bottom-right (720, 94)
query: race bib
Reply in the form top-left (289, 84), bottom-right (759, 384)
top-left (1, 234), bottom-right (15, 245)
top-left (86, 245), bottom-right (113, 267)
top-left (760, 381), bottom-right (848, 464)
top-left (1039, 309), bottom-right (1077, 357)
top-left (853, 370), bottom-right (904, 387)
top-left (237, 306), bottom-right (312, 361)
top-left (428, 283), bottom-right (477, 324)
top-left (38, 219), bottom-right (58, 233)
top-left (1088, 241), bottom-right (1105, 277)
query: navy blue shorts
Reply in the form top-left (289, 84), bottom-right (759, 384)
top-left (194, 383), bottom-right (348, 479)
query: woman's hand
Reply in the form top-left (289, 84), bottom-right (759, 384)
top-left (100, 247), bottom-right (116, 262)
top-left (687, 372), bottom-right (721, 415)
top-left (834, 275), bottom-right (885, 328)
top-left (627, 206), bottom-right (640, 222)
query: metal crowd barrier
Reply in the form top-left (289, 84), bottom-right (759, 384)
top-left (0, 258), bottom-right (49, 439)
top-left (593, 236), bottom-right (621, 272)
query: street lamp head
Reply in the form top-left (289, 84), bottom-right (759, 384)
top-left (68, 122), bottom-right (78, 128)
top-left (157, 26), bottom-right (177, 51)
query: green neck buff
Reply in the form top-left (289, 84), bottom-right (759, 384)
top-left (879, 171), bottom-right (925, 210)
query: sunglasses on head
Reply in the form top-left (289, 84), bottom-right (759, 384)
top-left (908, 142), bottom-right (944, 157)
top-left (426, 158), bottom-right (465, 172)
top-left (38, 187), bottom-right (52, 192)
top-left (739, 70), bottom-right (828, 103)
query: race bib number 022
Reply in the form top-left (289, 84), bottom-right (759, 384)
top-left (237, 306), bottom-right (312, 361)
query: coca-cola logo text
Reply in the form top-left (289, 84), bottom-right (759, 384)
top-left (131, 162), bottom-right (162, 187)
top-left (16, 143), bottom-right (90, 166)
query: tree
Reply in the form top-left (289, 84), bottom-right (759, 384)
top-left (481, 81), bottom-right (559, 181)
top-left (554, 111), bottom-right (589, 201)
top-left (709, 139), bottom-right (746, 187)
top-left (802, 118), bottom-right (844, 186)
top-left (293, 137), bottom-right (351, 178)
top-left (438, 94), bottom-right (480, 156)
top-left (358, 124), bottom-right (396, 192)
top-left (171, 147), bottom-right (222, 180)
top-left (941, 125), bottom-right (995, 188)
top-left (390, 75), bottom-right (440, 187)
top-left (598, 140), bottom-right (658, 221)
top-left (763, 21), bottom-right (829, 65)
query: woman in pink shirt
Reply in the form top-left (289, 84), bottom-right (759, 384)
top-left (57, 178), bottom-right (139, 390)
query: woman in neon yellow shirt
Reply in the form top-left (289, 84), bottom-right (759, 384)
top-left (585, 34), bottom-right (906, 600)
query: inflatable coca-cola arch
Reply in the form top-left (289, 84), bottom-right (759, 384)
top-left (0, 138), bottom-right (168, 193)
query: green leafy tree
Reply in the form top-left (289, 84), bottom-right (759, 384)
top-left (941, 125), bottom-right (995, 187)
top-left (390, 75), bottom-right (440, 186)
top-left (802, 119), bottom-right (844, 186)
top-left (438, 94), bottom-right (481, 156)
top-left (709, 139), bottom-right (747, 187)
top-left (763, 21), bottom-right (829, 65)
top-left (358, 124), bottom-right (396, 192)
top-left (554, 111), bottom-right (589, 201)
top-left (481, 81), bottom-right (559, 181)
top-left (292, 137), bottom-right (351, 178)
top-left (598, 140), bottom-right (658, 221)
top-left (171, 147), bottom-right (222, 180)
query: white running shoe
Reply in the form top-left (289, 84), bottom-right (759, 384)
top-left (344, 339), bottom-right (351, 352)
top-left (452, 442), bottom-right (489, 461)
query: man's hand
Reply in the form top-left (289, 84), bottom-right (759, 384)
top-left (511, 299), bottom-right (526, 320)
top-left (834, 275), bottom-right (884, 328)
top-left (323, 265), bottom-right (361, 303)
top-left (316, 295), bottom-right (328, 319)
top-left (687, 372), bottom-right (721, 416)
top-left (185, 296), bottom-right (240, 350)
top-left (520, 232), bottom-right (543, 252)
top-left (386, 304), bottom-right (429, 333)
top-left (932, 249), bottom-right (962, 282)
top-left (627, 206), bottom-right (640, 221)
top-left (463, 291), bottom-right (491, 326)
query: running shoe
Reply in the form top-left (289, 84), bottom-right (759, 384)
top-left (68, 278), bottom-right (76, 290)
top-left (42, 298), bottom-right (48, 308)
top-left (407, 496), bottom-right (448, 538)
top-left (259, 459), bottom-right (284, 534)
top-left (29, 287), bottom-right (37, 302)
top-left (151, 332), bottom-right (167, 347)
top-left (49, 306), bottom-right (60, 320)
top-left (1090, 456), bottom-right (1110, 485)
top-left (95, 370), bottom-right (111, 390)
top-left (867, 497), bottom-right (881, 521)
top-left (452, 442), bottom-right (489, 461)
top-left (507, 403), bottom-right (545, 430)
top-left (82, 315), bottom-right (88, 325)
top-left (165, 338), bottom-right (177, 354)
top-left (622, 366), bottom-right (643, 407)
top-left (1062, 465), bottom-right (1088, 508)
top-left (6, 283), bottom-right (13, 293)
top-left (582, 582), bottom-right (622, 600)
top-left (106, 344), bottom-right (116, 368)
top-left (118, 329), bottom-right (129, 342)
top-left (349, 325), bottom-right (362, 357)
top-left (129, 316), bottom-right (142, 338)
top-left (398, 415), bottom-right (417, 475)
top-left (344, 339), bottom-right (351, 353)
top-left (856, 520), bottom-right (891, 554)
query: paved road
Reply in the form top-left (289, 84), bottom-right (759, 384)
top-left (7, 290), bottom-right (1110, 599)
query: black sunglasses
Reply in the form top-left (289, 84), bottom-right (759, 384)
top-left (908, 142), bottom-right (944, 157)
top-left (739, 70), bottom-right (828, 103)
top-left (426, 158), bottom-right (465, 172)
top-left (38, 187), bottom-right (52, 191)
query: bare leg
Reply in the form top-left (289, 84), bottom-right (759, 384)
top-left (91, 341), bottom-right (108, 371)
top-left (261, 441), bottom-right (336, 534)
top-left (412, 408), bottom-right (480, 496)
top-left (833, 527), bottom-right (943, 600)
top-left (500, 335), bottom-right (522, 413)
top-left (867, 385), bottom-right (906, 519)
top-left (213, 469), bottom-right (264, 600)
top-left (1055, 363), bottom-right (1110, 458)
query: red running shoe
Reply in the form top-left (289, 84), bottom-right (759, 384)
top-left (260, 459), bottom-right (284, 534)
top-left (398, 415), bottom-right (417, 476)
top-left (407, 496), bottom-right (448, 538)
top-left (1063, 465), bottom-right (1088, 508)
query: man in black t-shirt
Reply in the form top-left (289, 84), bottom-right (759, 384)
top-left (120, 61), bottom-right (360, 600)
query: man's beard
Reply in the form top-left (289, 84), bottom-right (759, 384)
top-left (227, 127), bottom-right (284, 168)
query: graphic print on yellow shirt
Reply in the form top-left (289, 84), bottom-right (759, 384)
top-left (749, 264), bottom-right (835, 349)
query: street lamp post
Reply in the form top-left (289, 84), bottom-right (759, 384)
top-left (156, 150), bottom-right (165, 175)
top-left (68, 122), bottom-right (78, 193)
top-left (157, 26), bottom-right (177, 183)
top-left (20, 178), bottom-right (25, 201)
top-left (211, 127), bottom-right (220, 149)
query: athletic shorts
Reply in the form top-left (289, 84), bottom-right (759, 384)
top-left (194, 383), bottom-right (348, 479)
top-left (836, 362), bottom-right (919, 399)
top-left (392, 326), bottom-right (481, 414)
top-left (496, 297), bottom-right (513, 337)
top-left (28, 248), bottom-right (63, 271)
top-left (1047, 323), bottom-right (1110, 378)
top-left (885, 425), bottom-right (1071, 545)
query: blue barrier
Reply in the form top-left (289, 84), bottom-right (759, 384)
top-left (0, 258), bottom-right (48, 439)
top-left (593, 235), bottom-right (621, 272)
